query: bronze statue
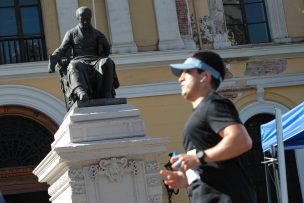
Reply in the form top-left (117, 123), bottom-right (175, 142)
top-left (48, 6), bottom-right (119, 110)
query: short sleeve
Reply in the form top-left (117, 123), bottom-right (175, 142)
top-left (206, 99), bottom-right (242, 133)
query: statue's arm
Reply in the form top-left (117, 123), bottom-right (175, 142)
top-left (48, 55), bottom-right (60, 73)
top-left (48, 31), bottom-right (73, 73)
top-left (97, 32), bottom-right (111, 57)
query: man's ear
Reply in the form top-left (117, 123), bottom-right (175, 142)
top-left (205, 71), bottom-right (212, 80)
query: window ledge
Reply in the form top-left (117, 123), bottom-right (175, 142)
top-left (216, 42), bottom-right (304, 60)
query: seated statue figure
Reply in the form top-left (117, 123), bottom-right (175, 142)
top-left (48, 6), bottom-right (119, 110)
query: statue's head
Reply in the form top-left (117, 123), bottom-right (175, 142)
top-left (76, 7), bottom-right (92, 29)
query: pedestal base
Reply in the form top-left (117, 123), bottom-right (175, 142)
top-left (33, 103), bottom-right (168, 203)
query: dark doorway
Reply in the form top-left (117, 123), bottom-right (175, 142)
top-left (4, 191), bottom-right (50, 203)
top-left (0, 115), bottom-right (54, 203)
top-left (242, 113), bottom-right (303, 203)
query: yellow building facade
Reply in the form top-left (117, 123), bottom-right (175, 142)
top-left (0, 0), bottom-right (303, 202)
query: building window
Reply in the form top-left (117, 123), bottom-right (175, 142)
top-left (223, 0), bottom-right (270, 45)
top-left (0, 0), bottom-right (47, 65)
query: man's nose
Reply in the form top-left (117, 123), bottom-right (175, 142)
top-left (178, 71), bottom-right (185, 82)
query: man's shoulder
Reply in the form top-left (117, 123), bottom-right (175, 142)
top-left (203, 92), bottom-right (235, 110)
top-left (205, 92), bottom-right (226, 103)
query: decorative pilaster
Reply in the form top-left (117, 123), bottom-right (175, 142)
top-left (175, 0), bottom-right (197, 49)
top-left (145, 160), bottom-right (162, 203)
top-left (207, 0), bottom-right (231, 49)
top-left (264, 0), bottom-right (291, 43)
top-left (55, 0), bottom-right (78, 41)
top-left (105, 0), bottom-right (138, 54)
top-left (153, 0), bottom-right (185, 50)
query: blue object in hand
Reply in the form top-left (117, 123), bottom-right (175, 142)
top-left (172, 151), bottom-right (182, 171)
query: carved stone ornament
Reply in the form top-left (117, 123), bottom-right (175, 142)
top-left (144, 160), bottom-right (159, 174)
top-left (147, 175), bottom-right (161, 187)
top-left (199, 16), bottom-right (214, 44)
top-left (70, 182), bottom-right (86, 195)
top-left (89, 157), bottom-right (138, 182)
top-left (149, 195), bottom-right (162, 203)
top-left (68, 168), bottom-right (84, 180)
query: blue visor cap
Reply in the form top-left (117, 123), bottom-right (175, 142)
top-left (170, 57), bottom-right (222, 82)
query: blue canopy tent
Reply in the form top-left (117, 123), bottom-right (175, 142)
top-left (260, 102), bottom-right (304, 203)
top-left (261, 102), bottom-right (304, 152)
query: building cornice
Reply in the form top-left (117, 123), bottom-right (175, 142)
top-left (0, 42), bottom-right (304, 78)
top-left (116, 73), bottom-right (304, 98)
top-left (222, 73), bottom-right (304, 89)
top-left (111, 43), bottom-right (304, 66)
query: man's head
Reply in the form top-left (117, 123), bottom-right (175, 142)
top-left (170, 51), bottom-right (225, 90)
top-left (170, 51), bottom-right (225, 100)
top-left (76, 7), bottom-right (92, 29)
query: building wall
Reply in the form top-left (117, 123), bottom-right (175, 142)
top-left (0, 75), bottom-right (63, 101)
top-left (0, 0), bottom-right (304, 202)
top-left (40, 0), bottom-right (60, 55)
top-left (283, 0), bottom-right (304, 38)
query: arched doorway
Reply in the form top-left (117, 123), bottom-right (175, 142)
top-left (0, 105), bottom-right (58, 203)
top-left (241, 113), bottom-right (302, 203)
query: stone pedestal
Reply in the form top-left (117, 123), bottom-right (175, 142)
top-left (33, 103), bottom-right (168, 203)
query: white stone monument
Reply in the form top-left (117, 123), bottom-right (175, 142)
top-left (33, 102), bottom-right (168, 203)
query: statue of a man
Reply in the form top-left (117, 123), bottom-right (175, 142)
top-left (48, 6), bottom-right (119, 109)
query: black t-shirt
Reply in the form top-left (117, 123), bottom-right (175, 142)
top-left (183, 92), bottom-right (241, 153)
top-left (183, 92), bottom-right (256, 203)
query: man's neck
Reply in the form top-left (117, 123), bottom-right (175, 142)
top-left (192, 97), bottom-right (204, 109)
top-left (191, 89), bottom-right (214, 108)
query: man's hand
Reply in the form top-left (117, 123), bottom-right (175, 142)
top-left (171, 153), bottom-right (200, 171)
top-left (160, 169), bottom-right (188, 189)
